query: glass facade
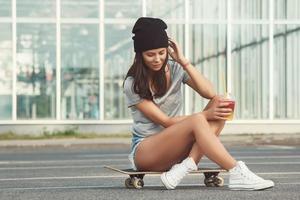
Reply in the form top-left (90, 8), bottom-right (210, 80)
top-left (188, 24), bottom-right (227, 113)
top-left (0, 0), bottom-right (11, 17)
top-left (0, 23), bottom-right (12, 119)
top-left (16, 24), bottom-right (56, 119)
top-left (61, 0), bottom-right (98, 18)
top-left (231, 0), bottom-right (269, 19)
top-left (16, 0), bottom-right (56, 17)
top-left (0, 0), bottom-right (299, 122)
top-left (61, 24), bottom-right (99, 120)
top-left (274, 24), bottom-right (300, 119)
top-left (231, 25), bottom-right (269, 119)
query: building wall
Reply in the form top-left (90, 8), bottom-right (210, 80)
top-left (0, 0), bottom-right (300, 134)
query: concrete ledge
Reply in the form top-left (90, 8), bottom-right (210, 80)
top-left (0, 133), bottom-right (299, 148)
top-left (0, 123), bottom-right (300, 135)
top-left (0, 138), bottom-right (131, 148)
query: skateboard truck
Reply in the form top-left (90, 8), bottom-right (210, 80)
top-left (105, 165), bottom-right (226, 189)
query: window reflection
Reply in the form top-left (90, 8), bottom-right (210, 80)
top-left (16, 24), bottom-right (56, 119)
top-left (0, 0), bottom-right (299, 122)
top-left (16, 0), bottom-right (55, 17)
top-left (61, 0), bottom-right (98, 18)
top-left (188, 25), bottom-right (227, 113)
top-left (274, 25), bottom-right (300, 119)
top-left (105, 0), bottom-right (142, 18)
top-left (0, 0), bottom-right (11, 17)
top-left (104, 24), bottom-right (133, 119)
top-left (0, 23), bottom-right (12, 119)
top-left (275, 0), bottom-right (300, 19)
top-left (146, 0), bottom-right (185, 19)
top-left (232, 0), bottom-right (269, 19)
top-left (61, 24), bottom-right (99, 120)
top-left (232, 25), bottom-right (269, 119)
top-left (189, 0), bottom-right (227, 19)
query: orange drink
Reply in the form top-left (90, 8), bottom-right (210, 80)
top-left (224, 100), bottom-right (235, 120)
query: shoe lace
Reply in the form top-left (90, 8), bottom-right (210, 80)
top-left (239, 162), bottom-right (263, 181)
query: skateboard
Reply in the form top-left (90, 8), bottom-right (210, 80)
top-left (104, 165), bottom-right (227, 189)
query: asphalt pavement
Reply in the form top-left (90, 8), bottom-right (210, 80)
top-left (0, 139), bottom-right (299, 200)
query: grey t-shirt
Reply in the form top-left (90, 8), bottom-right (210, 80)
top-left (123, 60), bottom-right (190, 138)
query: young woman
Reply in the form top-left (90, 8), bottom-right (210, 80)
top-left (123, 17), bottom-right (274, 190)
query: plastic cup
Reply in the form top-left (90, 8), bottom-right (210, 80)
top-left (224, 100), bottom-right (235, 120)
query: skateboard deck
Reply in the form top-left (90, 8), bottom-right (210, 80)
top-left (105, 165), bottom-right (227, 189)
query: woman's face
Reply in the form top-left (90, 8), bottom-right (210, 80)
top-left (142, 47), bottom-right (167, 71)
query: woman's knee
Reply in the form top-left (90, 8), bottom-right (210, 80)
top-left (213, 120), bottom-right (225, 136)
top-left (188, 113), bottom-right (207, 136)
top-left (218, 120), bottom-right (225, 130)
top-left (190, 113), bottom-right (206, 124)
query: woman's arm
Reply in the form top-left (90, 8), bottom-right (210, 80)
top-left (135, 99), bottom-right (189, 128)
top-left (168, 38), bottom-right (216, 99)
top-left (183, 63), bottom-right (216, 99)
top-left (134, 97), bottom-right (231, 128)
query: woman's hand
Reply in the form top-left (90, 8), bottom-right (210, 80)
top-left (202, 95), bottom-right (232, 121)
top-left (168, 38), bottom-right (189, 68)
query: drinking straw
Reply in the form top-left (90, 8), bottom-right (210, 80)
top-left (221, 68), bottom-right (228, 97)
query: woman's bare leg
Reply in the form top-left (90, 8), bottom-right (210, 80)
top-left (189, 120), bottom-right (225, 164)
top-left (189, 97), bottom-right (227, 163)
top-left (135, 113), bottom-right (236, 172)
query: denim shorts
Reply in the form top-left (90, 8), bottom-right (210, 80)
top-left (128, 133), bottom-right (144, 170)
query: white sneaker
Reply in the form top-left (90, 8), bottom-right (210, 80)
top-left (161, 157), bottom-right (197, 189)
top-left (229, 161), bottom-right (275, 190)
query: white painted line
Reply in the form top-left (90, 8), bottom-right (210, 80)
top-left (0, 164), bottom-right (129, 170)
top-left (277, 182), bottom-right (300, 185)
top-left (230, 150), bottom-right (299, 154)
top-left (0, 172), bottom-right (299, 182)
top-left (77, 154), bottom-right (128, 158)
top-left (0, 175), bottom-right (128, 181)
top-left (238, 162), bottom-right (300, 165)
top-left (256, 145), bottom-right (297, 150)
top-left (0, 165), bottom-right (116, 170)
top-left (257, 172), bottom-right (300, 175)
top-left (0, 155), bottom-right (299, 165)
top-left (0, 161), bottom-right (300, 170)
top-left (234, 156), bottom-right (300, 159)
top-left (0, 159), bottom-right (128, 165)
top-left (1, 182), bottom-right (300, 191)
top-left (0, 185), bottom-right (118, 191)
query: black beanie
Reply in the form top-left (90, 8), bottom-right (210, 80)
top-left (132, 17), bottom-right (169, 52)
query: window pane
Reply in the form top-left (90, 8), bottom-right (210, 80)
top-left (275, 0), bottom-right (300, 19)
top-left (0, 23), bottom-right (12, 119)
top-left (16, 24), bottom-right (56, 119)
top-left (17, 0), bottom-right (55, 17)
top-left (167, 24), bottom-right (185, 51)
top-left (274, 25), bottom-right (300, 119)
top-left (232, 0), bottom-right (269, 19)
top-left (232, 25), bottom-right (269, 119)
top-left (61, 0), bottom-right (98, 18)
top-left (188, 25), bottom-right (227, 113)
top-left (104, 24), bottom-right (133, 119)
top-left (0, 0), bottom-right (11, 17)
top-left (105, 0), bottom-right (142, 19)
top-left (146, 0), bottom-right (185, 19)
top-left (189, 0), bottom-right (227, 19)
top-left (61, 24), bottom-right (99, 120)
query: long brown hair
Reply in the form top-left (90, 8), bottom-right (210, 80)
top-left (123, 52), bottom-right (169, 100)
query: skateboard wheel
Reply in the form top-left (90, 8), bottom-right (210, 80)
top-left (132, 177), bottom-right (144, 189)
top-left (125, 178), bottom-right (134, 188)
top-left (204, 176), bottom-right (224, 187)
top-left (204, 177), bottom-right (215, 187)
top-left (213, 176), bottom-right (224, 187)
